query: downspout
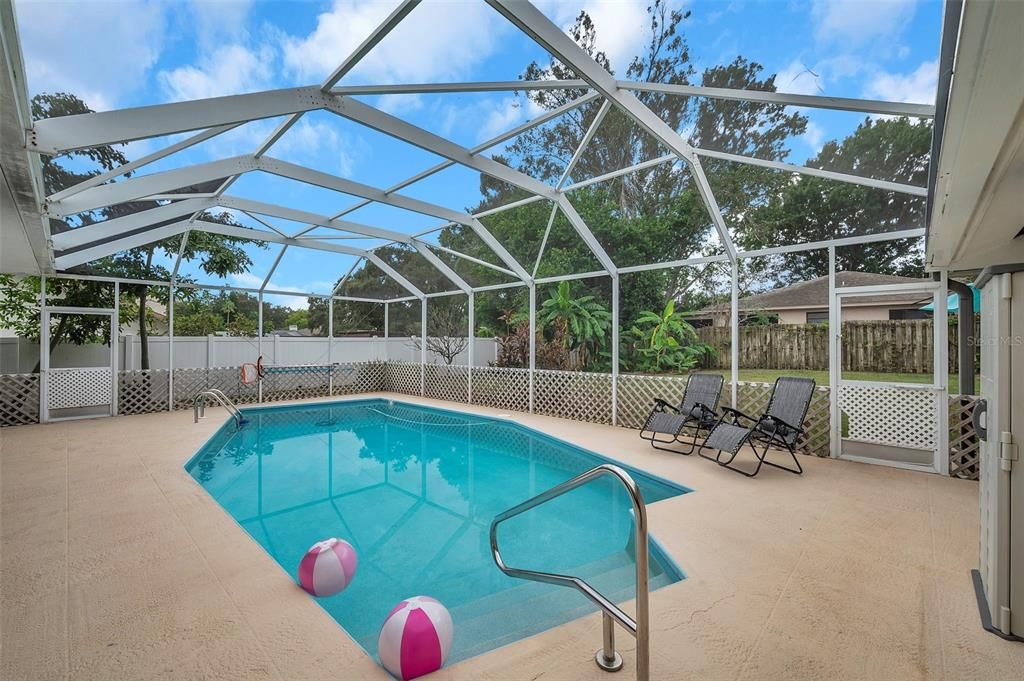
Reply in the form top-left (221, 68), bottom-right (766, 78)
top-left (948, 278), bottom-right (975, 395)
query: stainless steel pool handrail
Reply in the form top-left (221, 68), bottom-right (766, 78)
top-left (489, 463), bottom-right (649, 681)
top-left (193, 389), bottom-right (244, 426)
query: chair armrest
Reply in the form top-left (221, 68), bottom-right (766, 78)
top-left (759, 414), bottom-right (805, 434)
top-left (653, 398), bottom-right (679, 413)
top-left (720, 405), bottom-right (756, 423)
top-left (692, 402), bottom-right (718, 418)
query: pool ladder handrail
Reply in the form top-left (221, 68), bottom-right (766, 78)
top-left (193, 389), bottom-right (244, 426)
top-left (489, 463), bottom-right (649, 681)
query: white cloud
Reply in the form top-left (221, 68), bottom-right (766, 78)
top-left (280, 0), bottom-right (506, 84)
top-left (376, 93), bottom-right (424, 116)
top-left (574, 1), bottom-right (649, 71)
top-left (180, 0), bottom-right (255, 51)
top-left (864, 59), bottom-right (938, 105)
top-left (262, 281), bottom-right (336, 309)
top-left (429, 96), bottom-right (530, 146)
top-left (227, 273), bottom-right (323, 309)
top-left (800, 121), bottom-right (826, 154)
top-left (811, 0), bottom-right (918, 47)
top-left (536, 0), bottom-right (650, 72)
top-left (230, 272), bottom-right (263, 288)
top-left (274, 119), bottom-right (363, 178)
top-left (773, 60), bottom-right (825, 95)
top-left (158, 43), bottom-right (275, 101)
top-left (227, 273), bottom-right (312, 310)
top-left (478, 98), bottom-right (526, 142)
top-left (16, 0), bottom-right (167, 109)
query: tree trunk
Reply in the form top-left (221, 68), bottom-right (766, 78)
top-left (139, 248), bottom-right (154, 370)
top-left (30, 314), bottom-right (68, 374)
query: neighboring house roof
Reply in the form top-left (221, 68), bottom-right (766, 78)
top-left (699, 271), bottom-right (931, 315)
top-left (145, 299), bottom-right (167, 320)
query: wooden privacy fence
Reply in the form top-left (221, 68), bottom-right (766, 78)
top-left (697, 318), bottom-right (981, 374)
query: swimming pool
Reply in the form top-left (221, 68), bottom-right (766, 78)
top-left (186, 398), bottom-right (689, 665)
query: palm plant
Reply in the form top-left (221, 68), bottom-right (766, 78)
top-left (538, 281), bottom-right (612, 368)
top-left (629, 299), bottom-right (713, 373)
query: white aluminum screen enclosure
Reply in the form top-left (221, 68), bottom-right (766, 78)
top-left (831, 277), bottom-right (950, 474)
top-left (1, 0), bottom-right (946, 457)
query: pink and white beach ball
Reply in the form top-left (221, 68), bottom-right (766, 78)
top-left (378, 596), bottom-right (454, 681)
top-left (297, 538), bottom-right (357, 597)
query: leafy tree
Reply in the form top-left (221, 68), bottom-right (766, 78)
top-left (16, 92), bottom-right (263, 369)
top-left (171, 290), bottom-right (290, 337)
top-left (285, 309), bottom-right (309, 330)
top-left (741, 117), bottom-right (931, 283)
top-left (426, 2), bottom-right (808, 348)
top-left (538, 281), bottom-right (612, 368)
top-left (0, 275), bottom-right (135, 372)
top-left (625, 299), bottom-right (712, 372)
top-left (493, 312), bottom-right (569, 370)
top-left (171, 310), bottom-right (225, 337)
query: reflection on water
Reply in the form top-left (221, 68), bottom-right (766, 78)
top-left (186, 400), bottom-right (687, 663)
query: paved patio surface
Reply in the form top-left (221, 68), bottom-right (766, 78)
top-left (2, 393), bottom-right (1021, 680)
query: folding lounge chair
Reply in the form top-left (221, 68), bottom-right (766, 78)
top-left (698, 377), bottom-right (815, 477)
top-left (639, 373), bottom-right (724, 454)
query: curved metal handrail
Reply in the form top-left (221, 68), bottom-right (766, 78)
top-left (490, 463), bottom-right (649, 681)
top-left (193, 389), bottom-right (244, 426)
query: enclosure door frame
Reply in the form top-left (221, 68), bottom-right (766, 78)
top-left (829, 275), bottom-right (949, 474)
top-left (40, 305), bottom-right (118, 423)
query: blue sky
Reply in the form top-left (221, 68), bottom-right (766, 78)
top-left (16, 0), bottom-right (944, 308)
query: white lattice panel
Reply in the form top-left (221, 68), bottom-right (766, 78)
top-left (470, 366), bottom-right (530, 412)
top-left (0, 374), bottom-right (40, 426)
top-left (949, 394), bottom-right (981, 480)
top-left (172, 366), bottom-right (257, 409)
top-left (48, 367), bottom-right (112, 409)
top-left (333, 362), bottom-right (388, 395)
top-left (424, 364), bottom-right (469, 403)
top-left (840, 382), bottom-right (936, 450)
top-left (385, 362), bottom-right (423, 396)
top-left (534, 369), bottom-right (612, 424)
top-left (118, 370), bottom-right (169, 415)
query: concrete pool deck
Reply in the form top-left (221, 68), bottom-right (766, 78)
top-left (2, 393), bottom-right (1022, 680)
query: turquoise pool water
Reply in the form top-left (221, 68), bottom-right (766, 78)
top-left (186, 399), bottom-right (688, 664)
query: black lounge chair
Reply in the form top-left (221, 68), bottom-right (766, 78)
top-left (639, 373), bottom-right (724, 454)
top-left (698, 377), bottom-right (816, 477)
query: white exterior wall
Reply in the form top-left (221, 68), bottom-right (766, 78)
top-left (751, 304), bottom-right (922, 325)
top-left (777, 309), bottom-right (808, 324)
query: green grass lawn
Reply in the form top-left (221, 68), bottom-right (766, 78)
top-left (700, 368), bottom-right (980, 394)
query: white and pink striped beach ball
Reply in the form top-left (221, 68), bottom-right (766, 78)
top-left (297, 538), bottom-right (358, 597)
top-left (378, 596), bottom-right (454, 681)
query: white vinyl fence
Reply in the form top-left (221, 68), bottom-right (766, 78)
top-left (0, 336), bottom-right (499, 373)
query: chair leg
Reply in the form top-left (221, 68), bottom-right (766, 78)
top-left (698, 439), bottom-right (738, 466)
top-left (696, 439), bottom-right (724, 463)
top-left (760, 442), bottom-right (804, 475)
top-left (641, 415), bottom-right (702, 455)
top-left (718, 437), bottom-right (803, 477)
top-left (715, 440), bottom-right (764, 477)
top-left (675, 433), bottom-right (698, 455)
top-left (641, 427), bottom-right (697, 455)
top-left (673, 424), bottom-right (706, 455)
